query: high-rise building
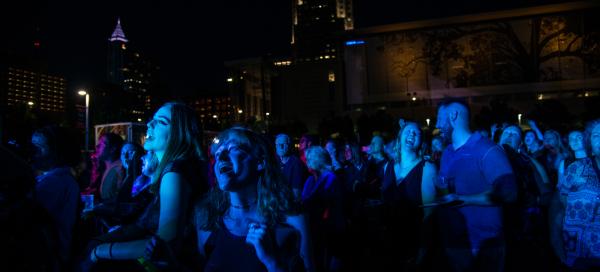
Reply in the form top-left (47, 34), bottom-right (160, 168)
top-left (225, 58), bottom-right (272, 121)
top-left (291, 0), bottom-right (353, 61)
top-left (106, 18), bottom-right (159, 121)
top-left (107, 18), bottom-right (128, 85)
top-left (3, 67), bottom-right (66, 112)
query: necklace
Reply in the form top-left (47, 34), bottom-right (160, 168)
top-left (230, 199), bottom-right (257, 209)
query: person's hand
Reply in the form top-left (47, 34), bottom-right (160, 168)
top-left (81, 208), bottom-right (95, 220)
top-left (144, 235), bottom-right (179, 269)
top-left (246, 223), bottom-right (280, 271)
top-left (438, 194), bottom-right (464, 206)
top-left (527, 119), bottom-right (538, 129)
top-left (90, 246), bottom-right (99, 263)
top-left (144, 235), bottom-right (162, 261)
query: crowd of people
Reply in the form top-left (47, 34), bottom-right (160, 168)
top-left (2, 97), bottom-right (600, 271)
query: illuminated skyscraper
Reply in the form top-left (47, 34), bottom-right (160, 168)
top-left (291, 0), bottom-right (353, 61)
top-left (106, 18), bottom-right (159, 121)
top-left (107, 18), bottom-right (128, 85)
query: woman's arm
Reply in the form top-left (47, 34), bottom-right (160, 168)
top-left (528, 120), bottom-right (544, 141)
top-left (421, 162), bottom-right (437, 219)
top-left (286, 214), bottom-right (316, 272)
top-left (93, 172), bottom-right (188, 260)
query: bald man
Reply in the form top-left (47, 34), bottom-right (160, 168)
top-left (275, 134), bottom-right (308, 199)
top-left (435, 98), bottom-right (517, 272)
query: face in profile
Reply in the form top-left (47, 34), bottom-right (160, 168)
top-left (299, 136), bottom-right (310, 152)
top-left (344, 145), bottom-right (353, 162)
top-left (590, 125), bottom-right (600, 157)
top-left (543, 131), bottom-right (559, 148)
top-left (141, 152), bottom-right (155, 177)
top-left (436, 107), bottom-right (453, 144)
top-left (120, 143), bottom-right (136, 169)
top-left (369, 136), bottom-right (384, 154)
top-left (145, 105), bottom-right (171, 154)
top-left (431, 138), bottom-right (443, 153)
top-left (213, 135), bottom-right (260, 192)
top-left (31, 133), bottom-right (51, 170)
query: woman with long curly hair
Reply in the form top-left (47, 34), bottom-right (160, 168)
top-left (194, 127), bottom-right (314, 272)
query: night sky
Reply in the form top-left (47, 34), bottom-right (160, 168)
top-left (2, 0), bottom-right (566, 97)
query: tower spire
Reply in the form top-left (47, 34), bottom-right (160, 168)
top-left (109, 17), bottom-right (128, 42)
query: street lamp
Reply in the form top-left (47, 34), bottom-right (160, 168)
top-left (78, 90), bottom-right (90, 151)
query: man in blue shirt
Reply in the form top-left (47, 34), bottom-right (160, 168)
top-left (435, 98), bottom-right (517, 271)
top-left (275, 134), bottom-right (308, 199)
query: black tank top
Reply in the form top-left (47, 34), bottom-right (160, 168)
top-left (204, 217), bottom-right (266, 272)
top-left (382, 160), bottom-right (425, 207)
top-left (381, 160), bottom-right (426, 257)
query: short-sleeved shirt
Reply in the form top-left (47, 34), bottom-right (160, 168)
top-left (438, 133), bottom-right (516, 249)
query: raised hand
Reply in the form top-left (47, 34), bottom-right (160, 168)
top-left (246, 223), bottom-right (282, 271)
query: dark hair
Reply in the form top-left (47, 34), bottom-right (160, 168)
top-left (100, 132), bottom-right (125, 161)
top-left (33, 125), bottom-right (81, 168)
top-left (437, 97), bottom-right (471, 120)
top-left (203, 127), bottom-right (298, 230)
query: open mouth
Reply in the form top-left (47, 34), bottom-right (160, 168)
top-left (219, 163), bottom-right (233, 174)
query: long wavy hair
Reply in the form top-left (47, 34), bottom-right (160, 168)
top-left (150, 102), bottom-right (206, 192)
top-left (202, 127), bottom-right (298, 230)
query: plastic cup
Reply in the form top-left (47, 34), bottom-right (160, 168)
top-left (81, 194), bottom-right (94, 211)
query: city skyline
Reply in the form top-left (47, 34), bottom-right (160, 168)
top-left (1, 0), bottom-right (567, 97)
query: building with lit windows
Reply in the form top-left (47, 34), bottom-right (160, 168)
top-left (291, 0), bottom-right (353, 62)
top-left (225, 58), bottom-right (273, 122)
top-left (187, 92), bottom-right (234, 130)
top-left (2, 67), bottom-right (66, 112)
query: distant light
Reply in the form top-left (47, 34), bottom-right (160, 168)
top-left (137, 118), bottom-right (142, 122)
top-left (212, 115), bottom-right (218, 119)
top-left (517, 114), bottom-right (522, 124)
top-left (426, 118), bottom-right (430, 126)
top-left (78, 90), bottom-right (87, 96)
top-left (412, 97), bottom-right (417, 101)
top-left (328, 71), bottom-right (335, 82)
top-left (238, 109), bottom-right (243, 114)
top-left (27, 101), bottom-right (34, 106)
top-left (226, 78), bottom-right (233, 82)
top-left (212, 137), bottom-right (220, 144)
top-left (345, 40), bottom-right (365, 46)
top-left (266, 112), bottom-right (270, 116)
top-left (585, 92), bottom-right (589, 97)
top-left (538, 94), bottom-right (543, 100)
